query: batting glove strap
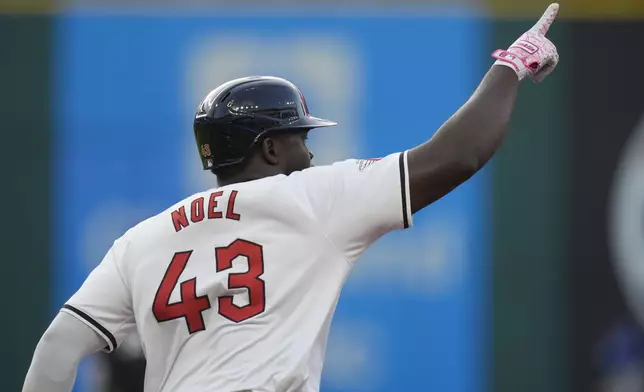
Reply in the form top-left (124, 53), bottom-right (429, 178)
top-left (492, 49), bottom-right (528, 80)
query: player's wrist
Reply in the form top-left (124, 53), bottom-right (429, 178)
top-left (491, 49), bottom-right (526, 81)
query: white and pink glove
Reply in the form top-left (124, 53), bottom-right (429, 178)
top-left (492, 3), bottom-right (560, 83)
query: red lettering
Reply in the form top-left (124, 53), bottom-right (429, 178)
top-left (226, 190), bottom-right (241, 221)
top-left (191, 197), bottom-right (205, 223)
top-left (171, 206), bottom-right (189, 232)
top-left (208, 191), bottom-right (223, 219)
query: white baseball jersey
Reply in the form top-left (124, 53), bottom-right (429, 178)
top-left (62, 151), bottom-right (413, 392)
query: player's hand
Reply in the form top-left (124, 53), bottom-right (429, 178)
top-left (491, 3), bottom-right (560, 83)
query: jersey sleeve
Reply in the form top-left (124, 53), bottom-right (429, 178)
top-left (294, 151), bottom-right (412, 262)
top-left (60, 236), bottom-right (135, 353)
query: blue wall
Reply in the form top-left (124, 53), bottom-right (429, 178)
top-left (53, 12), bottom-right (490, 392)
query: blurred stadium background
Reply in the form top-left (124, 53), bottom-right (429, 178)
top-left (3, 0), bottom-right (644, 391)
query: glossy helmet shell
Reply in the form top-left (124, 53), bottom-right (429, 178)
top-left (193, 76), bottom-right (337, 170)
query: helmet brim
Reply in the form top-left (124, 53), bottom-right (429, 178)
top-left (286, 116), bottom-right (338, 130)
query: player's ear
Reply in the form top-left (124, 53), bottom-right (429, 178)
top-left (260, 137), bottom-right (280, 166)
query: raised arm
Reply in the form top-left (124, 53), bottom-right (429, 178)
top-left (408, 3), bottom-right (560, 213)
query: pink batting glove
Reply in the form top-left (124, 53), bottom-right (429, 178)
top-left (492, 3), bottom-right (560, 83)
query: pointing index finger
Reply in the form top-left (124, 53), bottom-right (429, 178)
top-left (531, 3), bottom-right (559, 35)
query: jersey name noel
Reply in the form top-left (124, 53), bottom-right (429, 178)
top-left (171, 189), bottom-right (241, 232)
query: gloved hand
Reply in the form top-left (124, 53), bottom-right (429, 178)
top-left (492, 3), bottom-right (560, 83)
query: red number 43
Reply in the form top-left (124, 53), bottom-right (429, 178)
top-left (152, 239), bottom-right (266, 333)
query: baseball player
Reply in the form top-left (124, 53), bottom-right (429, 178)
top-left (23, 4), bottom-right (560, 392)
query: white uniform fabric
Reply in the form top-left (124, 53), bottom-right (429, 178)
top-left (61, 151), bottom-right (412, 392)
top-left (23, 312), bottom-right (106, 392)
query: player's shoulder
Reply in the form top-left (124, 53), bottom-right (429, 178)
top-left (288, 158), bottom-right (359, 179)
top-left (117, 190), bottom-right (213, 243)
top-left (286, 153), bottom-right (397, 183)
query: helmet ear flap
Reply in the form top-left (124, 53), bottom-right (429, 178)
top-left (194, 121), bottom-right (257, 170)
top-left (194, 121), bottom-right (215, 170)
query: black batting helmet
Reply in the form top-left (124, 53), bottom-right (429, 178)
top-left (193, 76), bottom-right (337, 170)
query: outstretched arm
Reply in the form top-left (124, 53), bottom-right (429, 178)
top-left (408, 3), bottom-right (560, 213)
top-left (23, 311), bottom-right (106, 392)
